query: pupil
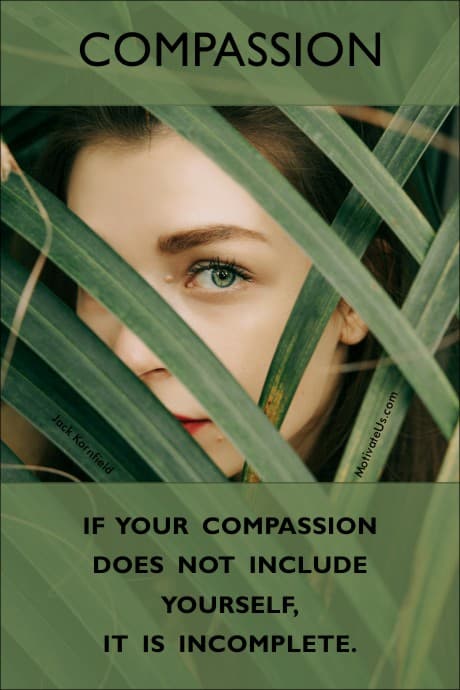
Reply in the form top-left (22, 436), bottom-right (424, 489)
top-left (212, 268), bottom-right (234, 287)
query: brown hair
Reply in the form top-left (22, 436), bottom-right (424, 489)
top-left (20, 106), bottom-right (450, 480)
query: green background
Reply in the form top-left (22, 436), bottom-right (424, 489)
top-left (1, 3), bottom-right (459, 689)
top-left (1, 1), bottom-right (459, 104)
top-left (1, 483), bottom-right (459, 688)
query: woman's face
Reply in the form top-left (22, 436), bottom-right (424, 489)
top-left (67, 131), bottom-right (350, 476)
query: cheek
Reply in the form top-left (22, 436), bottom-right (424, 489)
top-left (280, 313), bottom-right (344, 440)
top-left (76, 295), bottom-right (116, 344)
top-left (190, 296), bottom-right (296, 401)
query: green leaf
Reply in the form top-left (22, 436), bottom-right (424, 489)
top-left (1, 440), bottom-right (40, 482)
top-left (438, 422), bottom-right (459, 482)
top-left (3, 553), bottom-right (120, 690)
top-left (148, 105), bottom-right (458, 440)
top-left (279, 105), bottom-right (435, 263)
top-left (335, 200), bottom-right (459, 483)
top-left (110, 0), bottom-right (133, 32)
top-left (259, 105), bottom-right (452, 430)
top-left (2, 481), bottom-right (351, 689)
top-left (1, 252), bottom-right (225, 482)
top-left (1, 329), bottom-right (160, 482)
top-left (395, 477), bottom-right (459, 688)
top-left (3, 505), bottom-right (197, 688)
top-left (1, 177), bottom-right (309, 481)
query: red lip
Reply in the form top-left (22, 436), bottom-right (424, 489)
top-left (174, 415), bottom-right (210, 436)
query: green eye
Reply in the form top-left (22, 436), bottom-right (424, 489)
top-left (187, 258), bottom-right (253, 291)
top-left (211, 267), bottom-right (236, 288)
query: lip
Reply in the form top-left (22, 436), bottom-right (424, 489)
top-left (174, 415), bottom-right (211, 436)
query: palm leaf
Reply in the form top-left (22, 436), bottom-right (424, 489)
top-left (438, 421), bottom-right (460, 482)
top-left (148, 105), bottom-right (458, 439)
top-left (335, 200), bottom-right (459, 483)
top-left (1, 252), bottom-right (225, 482)
top-left (259, 105), bottom-right (452, 430)
top-left (1, 440), bottom-right (40, 482)
top-left (280, 105), bottom-right (435, 262)
top-left (3, 509), bottom-right (197, 688)
top-left (1, 174), bottom-right (309, 482)
top-left (1, 2), bottom-right (458, 688)
top-left (1, 331), bottom-right (160, 482)
top-left (395, 468), bottom-right (459, 688)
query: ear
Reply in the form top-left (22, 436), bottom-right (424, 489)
top-left (337, 299), bottom-right (369, 346)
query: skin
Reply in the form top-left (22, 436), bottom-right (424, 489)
top-left (4, 130), bottom-right (367, 478)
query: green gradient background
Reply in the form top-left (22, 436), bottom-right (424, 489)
top-left (1, 1), bottom-right (458, 105)
top-left (1, 2), bottom-right (459, 689)
top-left (1, 483), bottom-right (458, 688)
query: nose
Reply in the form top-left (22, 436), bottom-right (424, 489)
top-left (112, 323), bottom-right (168, 379)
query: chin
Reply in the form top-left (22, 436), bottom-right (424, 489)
top-left (203, 440), bottom-right (244, 479)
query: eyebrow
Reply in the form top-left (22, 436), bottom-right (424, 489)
top-left (157, 224), bottom-right (269, 254)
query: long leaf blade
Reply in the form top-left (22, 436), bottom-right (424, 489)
top-left (1, 331), bottom-right (160, 482)
top-left (1, 440), bottom-right (40, 482)
top-left (259, 105), bottom-right (452, 429)
top-left (1, 253), bottom-right (226, 482)
top-left (280, 105), bottom-right (435, 263)
top-left (335, 200), bottom-right (459, 483)
top-left (1, 178), bottom-right (309, 481)
top-left (148, 105), bottom-right (458, 439)
top-left (395, 478), bottom-right (459, 688)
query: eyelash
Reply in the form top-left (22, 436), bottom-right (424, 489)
top-left (186, 256), bottom-right (253, 290)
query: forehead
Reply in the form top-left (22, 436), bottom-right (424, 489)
top-left (66, 132), bottom-right (305, 264)
top-left (68, 133), bottom-right (260, 224)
